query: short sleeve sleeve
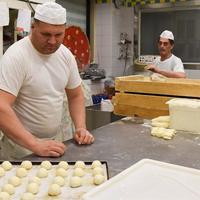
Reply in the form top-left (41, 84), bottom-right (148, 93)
top-left (173, 57), bottom-right (185, 72)
top-left (0, 49), bottom-right (26, 96)
top-left (66, 53), bottom-right (82, 89)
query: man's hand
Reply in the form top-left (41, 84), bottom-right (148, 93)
top-left (31, 140), bottom-right (66, 157)
top-left (74, 128), bottom-right (94, 145)
top-left (145, 64), bottom-right (160, 73)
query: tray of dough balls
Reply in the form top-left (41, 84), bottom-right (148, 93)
top-left (0, 160), bottom-right (108, 200)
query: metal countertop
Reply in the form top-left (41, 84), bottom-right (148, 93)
top-left (25, 120), bottom-right (200, 178)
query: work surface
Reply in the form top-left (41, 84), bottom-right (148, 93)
top-left (25, 120), bottom-right (200, 178)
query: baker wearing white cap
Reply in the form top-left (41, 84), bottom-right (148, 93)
top-left (0, 2), bottom-right (94, 159)
top-left (145, 30), bottom-right (186, 78)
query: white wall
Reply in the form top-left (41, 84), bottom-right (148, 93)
top-left (94, 3), bottom-right (134, 77)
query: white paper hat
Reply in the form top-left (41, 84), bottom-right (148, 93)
top-left (34, 2), bottom-right (66, 25)
top-left (160, 30), bottom-right (174, 41)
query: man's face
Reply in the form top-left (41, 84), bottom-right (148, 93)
top-left (158, 37), bottom-right (173, 58)
top-left (30, 21), bottom-right (65, 55)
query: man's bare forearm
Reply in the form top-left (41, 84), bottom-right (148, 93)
top-left (66, 86), bottom-right (86, 130)
top-left (0, 103), bottom-right (37, 150)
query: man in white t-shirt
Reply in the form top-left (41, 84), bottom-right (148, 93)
top-left (0, 2), bottom-right (94, 159)
top-left (145, 30), bottom-right (186, 78)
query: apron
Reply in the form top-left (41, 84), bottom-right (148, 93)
top-left (0, 129), bottom-right (65, 160)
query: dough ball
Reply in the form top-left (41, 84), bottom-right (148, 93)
top-left (41, 161), bottom-right (52, 170)
top-left (48, 184), bottom-right (61, 196)
top-left (53, 176), bottom-right (65, 186)
top-left (8, 176), bottom-right (21, 187)
top-left (93, 174), bottom-right (105, 185)
top-left (21, 192), bottom-right (34, 200)
top-left (70, 176), bottom-right (82, 188)
top-left (16, 167), bottom-right (27, 178)
top-left (56, 168), bottom-right (67, 177)
top-left (21, 161), bottom-right (32, 170)
top-left (91, 160), bottom-right (102, 169)
top-left (93, 167), bottom-right (104, 176)
top-left (58, 161), bottom-right (68, 170)
top-left (1, 161), bottom-right (12, 171)
top-left (0, 167), bottom-right (5, 177)
top-left (0, 192), bottom-right (10, 200)
top-left (74, 161), bottom-right (85, 169)
top-left (2, 184), bottom-right (15, 195)
top-left (37, 167), bottom-right (48, 178)
top-left (27, 182), bottom-right (39, 194)
top-left (29, 176), bottom-right (41, 185)
top-left (73, 167), bottom-right (85, 177)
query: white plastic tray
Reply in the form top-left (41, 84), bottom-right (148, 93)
top-left (82, 159), bottom-right (200, 200)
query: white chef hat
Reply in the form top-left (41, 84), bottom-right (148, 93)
top-left (160, 30), bottom-right (174, 41)
top-left (34, 2), bottom-right (66, 25)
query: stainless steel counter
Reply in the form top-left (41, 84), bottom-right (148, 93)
top-left (25, 120), bottom-right (200, 178)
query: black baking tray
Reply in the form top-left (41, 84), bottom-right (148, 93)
top-left (0, 160), bottom-right (109, 179)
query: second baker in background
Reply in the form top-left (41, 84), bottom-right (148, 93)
top-left (145, 30), bottom-right (186, 78)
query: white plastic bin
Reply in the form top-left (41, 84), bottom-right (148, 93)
top-left (167, 98), bottom-right (200, 133)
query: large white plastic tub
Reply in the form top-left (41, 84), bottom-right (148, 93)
top-left (167, 98), bottom-right (200, 133)
top-left (82, 159), bottom-right (200, 200)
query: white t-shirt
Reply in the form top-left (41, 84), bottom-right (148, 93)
top-left (153, 54), bottom-right (185, 72)
top-left (0, 36), bottom-right (82, 140)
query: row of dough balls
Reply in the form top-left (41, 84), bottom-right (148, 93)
top-left (0, 160), bottom-right (68, 172)
top-left (1, 160), bottom-right (102, 171)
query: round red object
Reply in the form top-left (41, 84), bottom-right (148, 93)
top-left (63, 26), bottom-right (90, 70)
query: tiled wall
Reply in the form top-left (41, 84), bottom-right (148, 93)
top-left (94, 3), bottom-right (134, 77)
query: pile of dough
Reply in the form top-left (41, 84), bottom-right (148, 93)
top-left (0, 167), bottom-right (5, 177)
top-left (56, 168), bottom-right (67, 177)
top-left (1, 161), bottom-right (12, 171)
top-left (27, 182), bottom-right (39, 194)
top-left (75, 161), bottom-right (85, 169)
top-left (70, 176), bottom-right (82, 188)
top-left (54, 176), bottom-right (65, 186)
top-left (150, 73), bottom-right (167, 82)
top-left (73, 167), bottom-right (85, 177)
top-left (0, 191), bottom-right (10, 200)
top-left (21, 192), bottom-right (34, 200)
top-left (2, 184), bottom-right (15, 195)
top-left (151, 116), bottom-right (170, 128)
top-left (58, 161), bottom-right (68, 170)
top-left (41, 161), bottom-right (52, 170)
top-left (91, 160), bottom-right (102, 169)
top-left (93, 167), bottom-right (104, 176)
top-left (37, 168), bottom-right (48, 178)
top-left (21, 161), bottom-right (32, 170)
top-left (8, 176), bottom-right (21, 187)
top-left (16, 168), bottom-right (27, 178)
top-left (93, 174), bottom-right (105, 185)
top-left (48, 184), bottom-right (61, 196)
top-left (151, 127), bottom-right (176, 140)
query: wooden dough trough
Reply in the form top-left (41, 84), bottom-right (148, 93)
top-left (114, 75), bottom-right (200, 119)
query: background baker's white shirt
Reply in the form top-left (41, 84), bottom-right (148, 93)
top-left (153, 54), bottom-right (185, 72)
